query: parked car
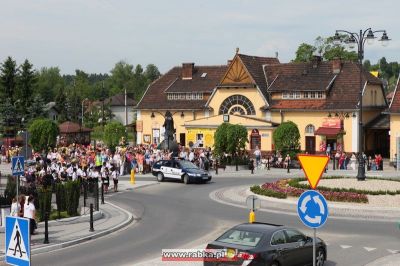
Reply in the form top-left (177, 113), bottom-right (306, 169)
top-left (204, 222), bottom-right (327, 266)
top-left (152, 159), bottom-right (212, 184)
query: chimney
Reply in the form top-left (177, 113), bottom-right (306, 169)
top-left (332, 58), bottom-right (341, 74)
top-left (311, 55), bottom-right (322, 68)
top-left (182, 63), bottom-right (194, 80)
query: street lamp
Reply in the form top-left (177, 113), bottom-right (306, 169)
top-left (333, 28), bottom-right (390, 180)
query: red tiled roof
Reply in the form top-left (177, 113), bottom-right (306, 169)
top-left (59, 121), bottom-right (92, 133)
top-left (238, 54), bottom-right (279, 91)
top-left (389, 75), bottom-right (400, 113)
top-left (268, 61), bottom-right (384, 110)
top-left (136, 65), bottom-right (227, 110)
top-left (106, 93), bottom-right (135, 106)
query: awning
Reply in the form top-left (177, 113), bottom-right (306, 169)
top-left (314, 127), bottom-right (341, 136)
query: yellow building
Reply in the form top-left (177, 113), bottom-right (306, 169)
top-left (389, 75), bottom-right (400, 161)
top-left (135, 50), bottom-right (389, 156)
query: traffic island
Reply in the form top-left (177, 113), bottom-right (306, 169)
top-left (251, 177), bottom-right (400, 205)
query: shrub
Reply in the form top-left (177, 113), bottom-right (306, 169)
top-left (38, 187), bottom-right (53, 221)
top-left (273, 121), bottom-right (300, 156)
top-left (64, 180), bottom-right (81, 216)
top-left (103, 121), bottom-right (127, 151)
top-left (55, 182), bottom-right (66, 212)
top-left (28, 118), bottom-right (59, 152)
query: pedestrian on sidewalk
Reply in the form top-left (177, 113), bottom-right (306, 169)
top-left (10, 197), bottom-right (20, 217)
top-left (102, 167), bottom-right (110, 193)
top-left (24, 195), bottom-right (37, 235)
top-left (111, 166), bottom-right (118, 192)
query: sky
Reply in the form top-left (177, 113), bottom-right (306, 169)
top-left (1, 0), bottom-right (399, 75)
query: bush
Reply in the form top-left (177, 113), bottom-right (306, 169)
top-left (55, 182), bottom-right (66, 212)
top-left (64, 180), bottom-right (81, 216)
top-left (250, 185), bottom-right (287, 199)
top-left (38, 187), bottom-right (53, 221)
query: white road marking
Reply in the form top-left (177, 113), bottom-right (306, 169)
top-left (340, 245), bottom-right (352, 249)
top-left (364, 247), bottom-right (376, 252)
top-left (387, 249), bottom-right (400, 254)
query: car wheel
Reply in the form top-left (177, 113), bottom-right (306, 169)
top-left (316, 248), bottom-right (325, 266)
top-left (183, 174), bottom-right (190, 184)
top-left (157, 172), bottom-right (164, 182)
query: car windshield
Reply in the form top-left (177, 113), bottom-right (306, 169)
top-left (216, 229), bottom-right (263, 247)
top-left (178, 160), bottom-right (199, 169)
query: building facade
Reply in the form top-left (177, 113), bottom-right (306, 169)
top-left (135, 50), bottom-right (390, 156)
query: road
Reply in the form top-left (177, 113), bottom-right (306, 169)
top-left (32, 174), bottom-right (400, 266)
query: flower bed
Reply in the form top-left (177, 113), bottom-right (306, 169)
top-left (251, 179), bottom-right (368, 203)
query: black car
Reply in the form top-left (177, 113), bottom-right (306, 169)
top-left (205, 222), bottom-right (326, 266)
top-left (152, 159), bottom-right (212, 184)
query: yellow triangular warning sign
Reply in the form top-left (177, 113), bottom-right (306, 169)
top-left (298, 154), bottom-right (329, 189)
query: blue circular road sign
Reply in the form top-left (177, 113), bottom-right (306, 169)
top-left (297, 190), bottom-right (329, 229)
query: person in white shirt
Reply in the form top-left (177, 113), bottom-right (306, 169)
top-left (189, 150), bottom-right (195, 162)
top-left (111, 167), bottom-right (118, 192)
top-left (24, 195), bottom-right (36, 235)
top-left (10, 197), bottom-right (20, 217)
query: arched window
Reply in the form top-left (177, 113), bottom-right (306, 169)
top-left (218, 95), bottom-right (256, 115)
top-left (305, 124), bottom-right (315, 135)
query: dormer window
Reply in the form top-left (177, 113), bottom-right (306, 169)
top-left (282, 91), bottom-right (325, 99)
top-left (167, 93), bottom-right (203, 100)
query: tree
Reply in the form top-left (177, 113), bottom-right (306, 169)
top-left (226, 124), bottom-right (248, 157)
top-left (108, 61), bottom-right (135, 96)
top-left (55, 87), bottom-right (68, 122)
top-left (213, 123), bottom-right (230, 157)
top-left (103, 121), bottom-right (127, 151)
top-left (35, 67), bottom-right (65, 103)
top-left (145, 64), bottom-right (161, 81)
top-left (293, 36), bottom-right (358, 62)
top-left (0, 98), bottom-right (20, 138)
top-left (273, 121), bottom-right (300, 156)
top-left (28, 118), bottom-right (59, 152)
top-left (293, 43), bottom-right (316, 62)
top-left (0, 56), bottom-right (18, 102)
top-left (17, 59), bottom-right (37, 116)
top-left (27, 94), bottom-right (47, 121)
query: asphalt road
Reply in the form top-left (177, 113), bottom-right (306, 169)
top-left (32, 174), bottom-right (400, 266)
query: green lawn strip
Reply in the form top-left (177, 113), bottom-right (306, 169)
top-left (288, 177), bottom-right (400, 195)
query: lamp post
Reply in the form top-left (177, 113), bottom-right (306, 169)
top-left (333, 28), bottom-right (390, 180)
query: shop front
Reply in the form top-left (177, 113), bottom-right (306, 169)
top-left (314, 118), bottom-right (345, 153)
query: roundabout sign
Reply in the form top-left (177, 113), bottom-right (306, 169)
top-left (297, 190), bottom-right (329, 229)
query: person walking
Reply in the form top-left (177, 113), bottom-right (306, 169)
top-left (253, 146), bottom-right (261, 169)
top-left (10, 197), bottom-right (20, 217)
top-left (111, 166), bottom-right (118, 192)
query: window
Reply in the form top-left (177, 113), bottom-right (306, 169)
top-left (219, 95), bottom-right (255, 115)
top-left (282, 92), bottom-right (301, 99)
top-left (303, 91), bottom-right (324, 99)
top-left (168, 93), bottom-right (203, 100)
top-left (282, 92), bottom-right (289, 99)
top-left (271, 230), bottom-right (286, 245)
top-left (305, 124), bottom-right (315, 134)
top-left (284, 229), bottom-right (305, 243)
top-left (217, 229), bottom-right (263, 247)
top-left (152, 129), bottom-right (160, 145)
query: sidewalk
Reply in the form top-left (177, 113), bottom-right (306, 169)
top-left (366, 254), bottom-right (400, 266)
top-left (0, 180), bottom-right (158, 258)
top-left (210, 185), bottom-right (400, 221)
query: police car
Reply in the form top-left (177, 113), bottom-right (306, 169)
top-left (152, 159), bottom-right (212, 184)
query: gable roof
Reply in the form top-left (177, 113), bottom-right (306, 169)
top-left (136, 65), bottom-right (227, 110)
top-left (106, 93), bottom-right (136, 107)
top-left (237, 54), bottom-right (280, 90)
top-left (389, 74), bottom-right (400, 113)
top-left (59, 121), bottom-right (92, 133)
top-left (266, 61), bottom-right (384, 110)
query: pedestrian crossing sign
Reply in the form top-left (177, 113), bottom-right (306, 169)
top-left (11, 156), bottom-right (25, 176)
top-left (5, 216), bottom-right (31, 266)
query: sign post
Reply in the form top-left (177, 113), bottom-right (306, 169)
top-left (297, 154), bottom-right (329, 266)
top-left (11, 156), bottom-right (25, 203)
top-left (246, 195), bottom-right (260, 223)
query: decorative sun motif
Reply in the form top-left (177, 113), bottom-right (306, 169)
top-left (219, 95), bottom-right (255, 115)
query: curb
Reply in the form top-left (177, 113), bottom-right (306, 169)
top-left (0, 201), bottom-right (135, 259)
top-left (210, 186), bottom-right (400, 222)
